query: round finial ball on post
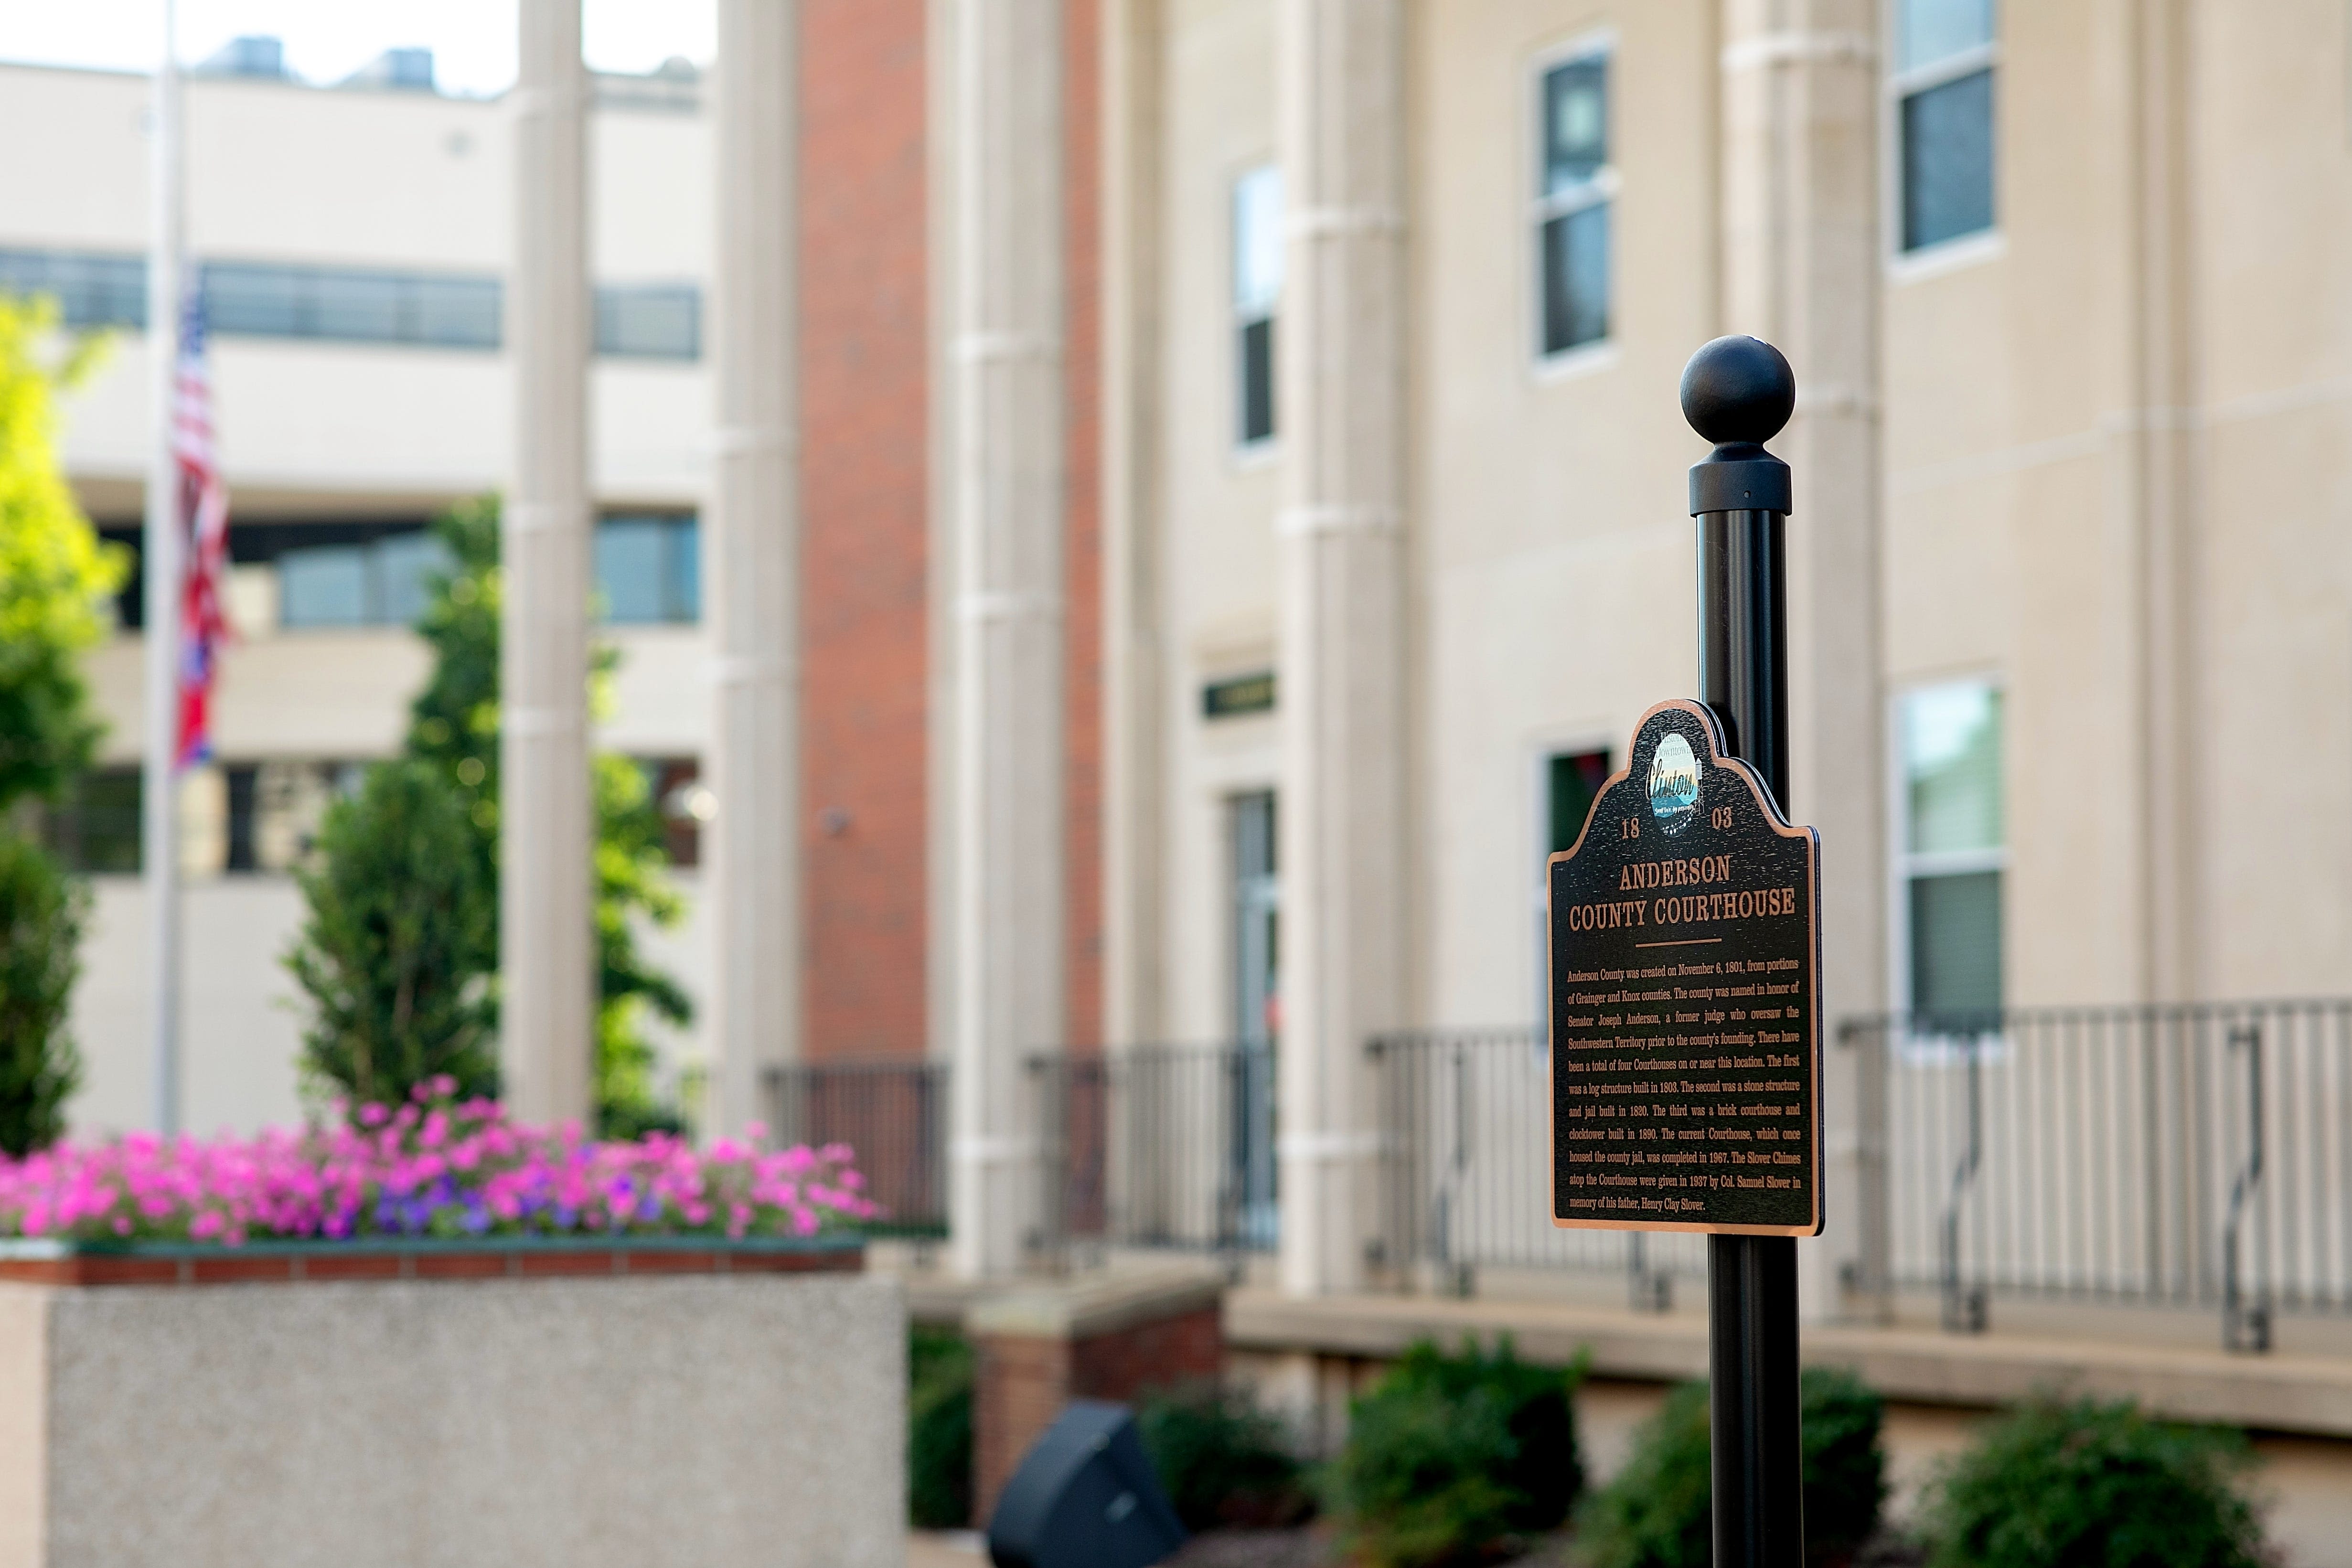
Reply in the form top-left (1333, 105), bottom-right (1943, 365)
top-left (1680, 335), bottom-right (1795, 447)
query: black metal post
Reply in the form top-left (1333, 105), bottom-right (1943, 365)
top-left (1682, 335), bottom-right (1805, 1568)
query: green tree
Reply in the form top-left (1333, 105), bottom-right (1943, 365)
top-left (0, 292), bottom-right (122, 1154)
top-left (398, 496), bottom-right (689, 1134)
top-left (0, 294), bottom-right (121, 809)
top-left (0, 832), bottom-right (85, 1155)
top-left (284, 761), bottom-right (497, 1107)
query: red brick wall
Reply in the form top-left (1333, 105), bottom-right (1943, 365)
top-left (1063, 0), bottom-right (1104, 1053)
top-left (1067, 1302), bottom-right (1222, 1404)
top-left (974, 1332), bottom-right (1075, 1523)
top-left (800, 0), bottom-right (930, 1060)
top-left (973, 1302), bottom-right (1224, 1525)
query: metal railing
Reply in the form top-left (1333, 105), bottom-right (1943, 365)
top-left (761, 1058), bottom-right (951, 1238)
top-left (1031, 1043), bottom-right (1280, 1260)
top-left (1369, 1028), bottom-right (1707, 1307)
top-left (1845, 1001), bottom-right (2352, 1349)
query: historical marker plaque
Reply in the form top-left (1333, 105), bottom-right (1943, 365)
top-left (1548, 700), bottom-right (1824, 1235)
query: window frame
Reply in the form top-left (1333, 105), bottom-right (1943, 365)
top-left (1527, 29), bottom-right (1620, 375)
top-left (1885, 674), bottom-right (2008, 1024)
top-left (1882, 0), bottom-right (2001, 274)
top-left (1229, 160), bottom-right (1283, 458)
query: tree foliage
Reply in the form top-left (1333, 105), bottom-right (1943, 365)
top-left (0, 294), bottom-right (122, 812)
top-left (0, 832), bottom-right (85, 1156)
top-left (0, 291), bottom-right (119, 1155)
top-left (285, 762), bottom-right (497, 1107)
top-left (297, 495), bottom-right (690, 1130)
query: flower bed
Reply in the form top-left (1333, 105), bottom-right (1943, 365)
top-left (0, 1079), bottom-right (878, 1259)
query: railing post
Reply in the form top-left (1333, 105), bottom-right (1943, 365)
top-left (1841, 1018), bottom-right (1892, 1323)
top-left (2223, 1022), bottom-right (2271, 1353)
top-left (1941, 1030), bottom-right (1988, 1333)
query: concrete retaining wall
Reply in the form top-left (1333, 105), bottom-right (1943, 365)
top-left (0, 1274), bottom-right (903, 1568)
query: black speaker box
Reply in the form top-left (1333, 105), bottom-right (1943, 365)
top-left (985, 1400), bottom-right (1188, 1568)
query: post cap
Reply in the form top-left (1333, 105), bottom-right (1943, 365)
top-left (1682, 336), bottom-right (1794, 515)
top-left (1680, 336), bottom-right (1795, 444)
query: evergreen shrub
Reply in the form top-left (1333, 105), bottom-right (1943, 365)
top-left (909, 1328), bottom-right (975, 1529)
top-left (1136, 1380), bottom-right (1310, 1530)
top-left (285, 761), bottom-right (497, 1109)
top-left (1324, 1336), bottom-right (1586, 1568)
top-left (1925, 1397), bottom-right (2265, 1568)
top-left (1575, 1366), bottom-right (1887, 1568)
top-left (0, 832), bottom-right (83, 1155)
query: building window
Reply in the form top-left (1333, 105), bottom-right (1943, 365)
top-left (1229, 790), bottom-right (1279, 1246)
top-left (224, 760), bottom-right (362, 874)
top-left (1547, 748), bottom-right (1611, 856)
top-left (1895, 681), bottom-right (2004, 1019)
top-left (595, 283), bottom-right (701, 360)
top-left (202, 261), bottom-right (503, 350)
top-left (1232, 163), bottom-right (1283, 448)
top-left (1537, 748), bottom-right (1611, 1016)
top-left (278, 528), bottom-right (451, 629)
top-left (1534, 46), bottom-right (1613, 358)
top-left (644, 757), bottom-right (711, 868)
top-left (597, 514), bottom-right (700, 625)
top-left (0, 249), bottom-right (148, 329)
top-left (1893, 0), bottom-right (1997, 253)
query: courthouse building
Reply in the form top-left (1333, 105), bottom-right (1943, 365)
top-left (10, 2), bottom-right (2352, 1309)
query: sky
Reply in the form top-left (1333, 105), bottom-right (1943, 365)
top-left (0, 1), bottom-right (715, 97)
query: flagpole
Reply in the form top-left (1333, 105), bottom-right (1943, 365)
top-left (142, 0), bottom-right (183, 1138)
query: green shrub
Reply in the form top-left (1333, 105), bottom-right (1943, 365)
top-left (909, 1329), bottom-right (974, 1529)
top-left (284, 761), bottom-right (498, 1109)
top-left (1575, 1366), bottom-right (1888, 1568)
top-left (1926, 1397), bottom-right (2265, 1568)
top-left (0, 832), bottom-right (83, 1155)
top-left (1325, 1336), bottom-right (1587, 1568)
top-left (1799, 1366), bottom-right (1889, 1559)
top-left (1578, 1380), bottom-right (1711, 1568)
top-left (1137, 1381), bottom-right (1310, 1530)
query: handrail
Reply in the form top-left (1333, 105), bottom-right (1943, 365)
top-left (2221, 1023), bottom-right (2271, 1353)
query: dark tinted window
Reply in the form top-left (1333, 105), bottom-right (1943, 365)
top-left (1902, 70), bottom-right (1995, 250)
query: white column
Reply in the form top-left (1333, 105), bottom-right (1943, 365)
top-left (946, 0), bottom-right (1067, 1280)
top-left (2115, 0), bottom-right (2196, 1002)
top-left (706, 0), bottom-right (802, 1139)
top-left (502, 0), bottom-right (595, 1127)
top-left (1273, 0), bottom-right (1409, 1298)
top-left (1718, 0), bottom-right (1884, 1316)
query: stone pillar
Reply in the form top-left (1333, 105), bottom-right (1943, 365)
top-left (2113, 0), bottom-right (2197, 1002)
top-left (1717, 0), bottom-right (1884, 1316)
top-left (1273, 0), bottom-right (1409, 1299)
top-left (706, 0), bottom-right (802, 1138)
top-left (502, 0), bottom-right (595, 1126)
top-left (947, 0), bottom-right (1066, 1280)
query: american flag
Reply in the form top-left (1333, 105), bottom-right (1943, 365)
top-left (172, 284), bottom-right (230, 769)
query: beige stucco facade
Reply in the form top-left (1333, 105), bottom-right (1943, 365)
top-left (1104, 0), bottom-right (2352, 1062)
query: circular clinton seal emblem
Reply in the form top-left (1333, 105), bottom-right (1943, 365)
top-left (1647, 731), bottom-right (1702, 837)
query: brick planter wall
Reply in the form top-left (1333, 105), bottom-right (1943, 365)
top-left (967, 1268), bottom-right (1225, 1521)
